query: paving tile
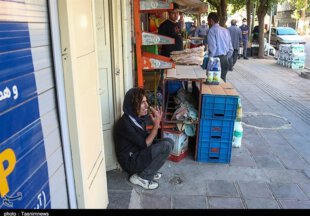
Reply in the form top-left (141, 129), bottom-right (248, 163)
top-left (263, 169), bottom-right (295, 183)
top-left (172, 195), bottom-right (207, 209)
top-left (245, 141), bottom-right (274, 157)
top-left (242, 134), bottom-right (267, 147)
top-left (227, 167), bottom-right (270, 182)
top-left (206, 180), bottom-right (239, 197)
top-left (287, 170), bottom-right (310, 184)
top-left (173, 176), bottom-right (207, 196)
top-left (107, 191), bottom-right (131, 209)
top-left (107, 169), bottom-right (133, 191)
top-left (259, 132), bottom-right (286, 147)
top-left (279, 200), bottom-right (310, 209)
top-left (253, 155), bottom-right (284, 169)
top-left (142, 176), bottom-right (176, 196)
top-left (244, 198), bottom-right (280, 209)
top-left (278, 156), bottom-right (310, 171)
top-left (298, 183), bottom-right (310, 198)
top-left (208, 197), bottom-right (244, 209)
top-left (269, 183), bottom-right (308, 200)
top-left (238, 181), bottom-right (273, 198)
top-left (230, 148), bottom-right (256, 168)
top-left (304, 170), bottom-right (310, 179)
top-left (141, 194), bottom-right (171, 209)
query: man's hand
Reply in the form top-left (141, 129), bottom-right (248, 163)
top-left (149, 106), bottom-right (163, 128)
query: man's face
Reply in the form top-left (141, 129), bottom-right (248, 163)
top-left (138, 96), bottom-right (148, 117)
top-left (207, 19), bottom-right (213, 27)
top-left (169, 10), bottom-right (179, 22)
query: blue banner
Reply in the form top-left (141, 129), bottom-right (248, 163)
top-left (0, 73), bottom-right (37, 113)
top-left (0, 21), bottom-right (51, 209)
top-left (0, 21), bottom-right (30, 52)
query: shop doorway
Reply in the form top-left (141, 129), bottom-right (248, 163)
top-left (94, 0), bottom-right (118, 171)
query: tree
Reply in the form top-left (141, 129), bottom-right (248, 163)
top-left (256, 0), bottom-right (284, 58)
top-left (246, 0), bottom-right (253, 37)
top-left (207, 0), bottom-right (228, 26)
top-left (288, 0), bottom-right (309, 34)
top-left (229, 0), bottom-right (247, 13)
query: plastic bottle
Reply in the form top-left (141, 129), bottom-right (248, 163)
top-left (232, 121), bottom-right (243, 148)
top-left (207, 71), bottom-right (214, 82)
top-left (236, 97), bottom-right (242, 121)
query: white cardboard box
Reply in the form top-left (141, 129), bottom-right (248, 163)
top-left (163, 130), bottom-right (189, 156)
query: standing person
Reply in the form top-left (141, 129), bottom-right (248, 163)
top-left (177, 12), bottom-right (185, 32)
top-left (240, 18), bottom-right (249, 60)
top-left (158, 3), bottom-right (185, 89)
top-left (189, 20), bottom-right (197, 37)
top-left (114, 88), bottom-right (174, 190)
top-left (158, 3), bottom-right (183, 57)
top-left (195, 20), bottom-right (209, 49)
top-left (207, 12), bottom-right (233, 82)
top-left (228, 19), bottom-right (242, 71)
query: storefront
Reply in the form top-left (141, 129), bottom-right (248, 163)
top-left (0, 0), bottom-right (133, 209)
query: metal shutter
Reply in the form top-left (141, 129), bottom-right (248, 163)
top-left (0, 0), bottom-right (68, 209)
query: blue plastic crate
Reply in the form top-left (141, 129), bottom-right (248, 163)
top-left (201, 95), bottom-right (238, 120)
top-left (197, 140), bottom-right (232, 163)
top-left (198, 119), bottom-right (234, 143)
top-left (166, 80), bottom-right (183, 94)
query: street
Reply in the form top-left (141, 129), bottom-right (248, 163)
top-left (304, 35), bottom-right (310, 68)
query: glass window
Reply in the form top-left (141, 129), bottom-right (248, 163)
top-left (277, 28), bottom-right (297, 35)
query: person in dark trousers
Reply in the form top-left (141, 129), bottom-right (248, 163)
top-left (228, 19), bottom-right (242, 71)
top-left (158, 3), bottom-right (183, 57)
top-left (239, 18), bottom-right (249, 59)
top-left (207, 12), bottom-right (233, 82)
top-left (114, 88), bottom-right (174, 190)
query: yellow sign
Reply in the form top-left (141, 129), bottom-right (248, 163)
top-left (0, 148), bottom-right (16, 197)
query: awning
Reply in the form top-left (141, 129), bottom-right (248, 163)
top-left (173, 0), bottom-right (208, 14)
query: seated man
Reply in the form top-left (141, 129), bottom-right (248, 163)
top-left (114, 87), bottom-right (174, 190)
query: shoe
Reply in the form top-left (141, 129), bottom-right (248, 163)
top-left (244, 57), bottom-right (249, 60)
top-left (129, 174), bottom-right (159, 190)
top-left (228, 67), bottom-right (233, 71)
top-left (153, 172), bottom-right (162, 180)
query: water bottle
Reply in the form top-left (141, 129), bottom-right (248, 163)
top-left (232, 121), bottom-right (243, 148)
top-left (207, 71), bottom-right (214, 82)
top-left (236, 97), bottom-right (242, 121)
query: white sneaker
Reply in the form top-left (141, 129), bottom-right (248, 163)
top-left (153, 172), bottom-right (162, 180)
top-left (129, 174), bottom-right (159, 190)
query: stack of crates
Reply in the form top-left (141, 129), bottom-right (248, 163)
top-left (197, 92), bottom-right (238, 163)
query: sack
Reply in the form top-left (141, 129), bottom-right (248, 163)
top-left (238, 47), bottom-right (243, 55)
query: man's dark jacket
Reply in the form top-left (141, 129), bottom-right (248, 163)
top-left (114, 114), bottom-right (152, 174)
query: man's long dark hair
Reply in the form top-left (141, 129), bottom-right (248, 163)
top-left (123, 87), bottom-right (147, 125)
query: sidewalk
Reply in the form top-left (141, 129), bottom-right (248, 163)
top-left (107, 57), bottom-right (310, 209)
